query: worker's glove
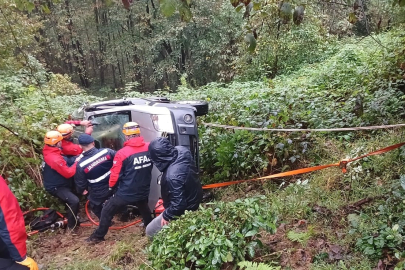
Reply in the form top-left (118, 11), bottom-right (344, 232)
top-left (108, 187), bottom-right (114, 198)
top-left (17, 257), bottom-right (39, 270)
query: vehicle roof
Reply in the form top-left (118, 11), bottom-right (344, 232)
top-left (84, 98), bottom-right (195, 116)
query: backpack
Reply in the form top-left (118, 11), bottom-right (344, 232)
top-left (30, 209), bottom-right (59, 232)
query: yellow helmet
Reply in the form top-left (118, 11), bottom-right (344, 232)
top-left (122, 122), bottom-right (140, 136)
top-left (57, 124), bottom-right (74, 138)
top-left (44, 131), bottom-right (63, 146)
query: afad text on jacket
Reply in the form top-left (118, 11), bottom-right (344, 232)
top-left (109, 136), bottom-right (152, 202)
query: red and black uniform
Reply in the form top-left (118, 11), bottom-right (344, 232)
top-left (42, 145), bottom-right (79, 229)
top-left (90, 137), bottom-right (153, 240)
top-left (109, 137), bottom-right (153, 202)
top-left (0, 176), bottom-right (29, 270)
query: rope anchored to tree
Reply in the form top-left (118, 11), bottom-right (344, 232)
top-left (202, 122), bottom-right (405, 132)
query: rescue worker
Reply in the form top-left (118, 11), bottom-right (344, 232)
top-left (75, 134), bottom-right (116, 219)
top-left (86, 122), bottom-right (153, 243)
top-left (0, 176), bottom-right (39, 270)
top-left (145, 137), bottom-right (203, 239)
top-left (42, 131), bottom-right (79, 231)
top-left (58, 120), bottom-right (93, 157)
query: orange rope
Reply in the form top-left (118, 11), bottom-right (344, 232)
top-left (202, 142), bottom-right (405, 189)
top-left (24, 202), bottom-right (142, 237)
top-left (84, 200), bottom-right (142, 229)
top-left (25, 142), bottom-right (405, 235)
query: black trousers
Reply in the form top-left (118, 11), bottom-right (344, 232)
top-left (0, 259), bottom-right (29, 270)
top-left (89, 201), bottom-right (103, 220)
top-left (48, 187), bottom-right (79, 229)
top-left (92, 196), bottom-right (153, 239)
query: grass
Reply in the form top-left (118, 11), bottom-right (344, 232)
top-left (29, 226), bottom-right (150, 270)
top-left (210, 129), bottom-right (405, 269)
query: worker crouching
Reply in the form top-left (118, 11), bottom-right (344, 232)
top-left (146, 137), bottom-right (203, 239)
top-left (42, 131), bottom-right (79, 232)
top-left (74, 134), bottom-right (116, 219)
top-left (86, 122), bottom-right (153, 243)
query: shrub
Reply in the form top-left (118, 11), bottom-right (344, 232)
top-left (352, 177), bottom-right (405, 260)
top-left (146, 196), bottom-right (277, 270)
top-left (0, 65), bottom-right (99, 208)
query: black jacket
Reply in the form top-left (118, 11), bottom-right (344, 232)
top-left (149, 138), bottom-right (202, 221)
top-left (75, 147), bottom-right (116, 204)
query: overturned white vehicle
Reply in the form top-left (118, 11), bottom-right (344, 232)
top-left (72, 97), bottom-right (208, 210)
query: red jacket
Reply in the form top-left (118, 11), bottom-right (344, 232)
top-left (43, 145), bottom-right (77, 179)
top-left (61, 139), bottom-right (82, 156)
top-left (0, 176), bottom-right (27, 262)
top-left (109, 137), bottom-right (152, 202)
top-left (62, 120), bottom-right (92, 156)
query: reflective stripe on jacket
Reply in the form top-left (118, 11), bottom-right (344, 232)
top-left (75, 147), bottom-right (116, 204)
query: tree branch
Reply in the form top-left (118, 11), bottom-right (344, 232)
top-left (0, 123), bottom-right (42, 155)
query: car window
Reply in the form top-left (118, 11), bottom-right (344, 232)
top-left (89, 111), bottom-right (130, 150)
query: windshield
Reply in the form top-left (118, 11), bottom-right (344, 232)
top-left (89, 111), bottom-right (130, 150)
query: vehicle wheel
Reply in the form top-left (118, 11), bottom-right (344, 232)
top-left (174, 100), bottom-right (209, 116)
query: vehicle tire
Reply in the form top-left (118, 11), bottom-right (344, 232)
top-left (174, 100), bottom-right (209, 116)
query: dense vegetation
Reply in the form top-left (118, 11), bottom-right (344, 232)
top-left (2, 0), bottom-right (405, 269)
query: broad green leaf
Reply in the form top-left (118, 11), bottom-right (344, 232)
top-left (196, 259), bottom-right (206, 266)
top-left (179, 6), bottom-right (192, 22)
top-left (245, 229), bottom-right (258, 237)
top-left (42, 4), bottom-right (51, 14)
top-left (226, 252), bottom-right (234, 262)
top-left (248, 245), bottom-right (255, 258)
top-left (160, 0), bottom-right (177, 17)
top-left (236, 3), bottom-right (245, 12)
top-left (225, 239), bottom-right (233, 248)
top-left (253, 1), bottom-right (261, 10)
top-left (348, 12), bottom-right (357, 24)
top-left (26, 2), bottom-right (35, 13)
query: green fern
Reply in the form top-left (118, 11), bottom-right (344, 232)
top-left (238, 261), bottom-right (281, 270)
top-left (287, 228), bottom-right (313, 246)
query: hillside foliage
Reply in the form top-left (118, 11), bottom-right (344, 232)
top-left (2, 0), bottom-right (405, 268)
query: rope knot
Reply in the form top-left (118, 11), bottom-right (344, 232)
top-left (339, 159), bottom-right (349, 173)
